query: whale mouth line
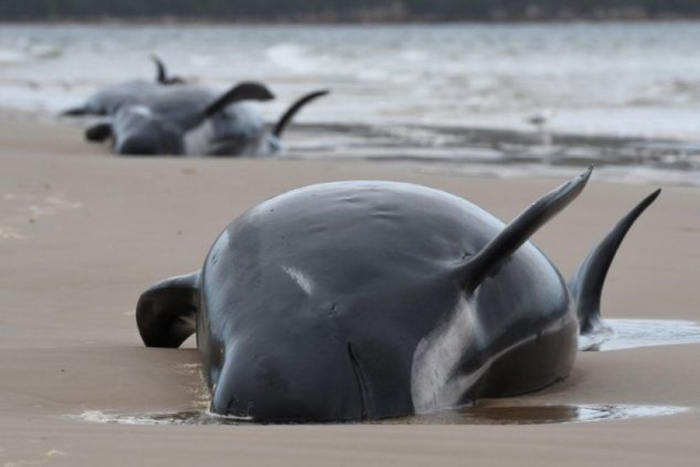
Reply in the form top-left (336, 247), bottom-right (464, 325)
top-left (347, 341), bottom-right (368, 420)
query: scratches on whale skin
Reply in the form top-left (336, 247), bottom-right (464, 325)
top-left (282, 265), bottom-right (315, 295)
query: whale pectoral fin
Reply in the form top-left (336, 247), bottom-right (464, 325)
top-left (459, 167), bottom-right (592, 292)
top-left (85, 121), bottom-right (113, 142)
top-left (136, 271), bottom-right (200, 348)
top-left (61, 106), bottom-right (89, 117)
top-left (570, 189), bottom-right (661, 336)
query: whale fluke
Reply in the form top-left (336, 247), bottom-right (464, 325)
top-left (204, 82), bottom-right (275, 117)
top-left (136, 271), bottom-right (200, 348)
top-left (273, 90), bottom-right (329, 138)
top-left (570, 189), bottom-right (661, 335)
top-left (459, 167), bottom-right (593, 292)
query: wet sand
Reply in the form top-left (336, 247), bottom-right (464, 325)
top-left (1, 119), bottom-right (699, 466)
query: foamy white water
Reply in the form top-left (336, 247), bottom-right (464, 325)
top-left (582, 319), bottom-right (700, 352)
top-left (2, 22), bottom-right (700, 185)
top-left (2, 22), bottom-right (700, 139)
top-left (72, 405), bottom-right (688, 426)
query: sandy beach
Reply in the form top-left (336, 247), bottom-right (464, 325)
top-left (1, 118), bottom-right (699, 466)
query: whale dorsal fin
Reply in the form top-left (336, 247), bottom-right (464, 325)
top-left (273, 90), bottom-right (329, 138)
top-left (204, 82), bottom-right (275, 117)
top-left (459, 167), bottom-right (592, 292)
top-left (150, 54), bottom-right (185, 85)
top-left (136, 271), bottom-right (200, 348)
top-left (570, 189), bottom-right (661, 335)
top-left (151, 54), bottom-right (167, 84)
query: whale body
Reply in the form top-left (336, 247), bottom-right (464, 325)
top-left (86, 86), bottom-right (328, 157)
top-left (61, 55), bottom-right (185, 117)
top-left (135, 170), bottom-right (660, 421)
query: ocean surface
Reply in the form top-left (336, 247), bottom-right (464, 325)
top-left (1, 22), bottom-right (700, 184)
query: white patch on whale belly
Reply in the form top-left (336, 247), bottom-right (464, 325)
top-left (129, 105), bottom-right (153, 117)
top-left (184, 120), bottom-right (213, 156)
top-left (411, 297), bottom-right (484, 414)
top-left (282, 265), bottom-right (314, 295)
top-left (411, 300), bottom-right (542, 414)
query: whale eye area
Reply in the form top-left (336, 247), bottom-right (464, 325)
top-left (327, 302), bottom-right (339, 317)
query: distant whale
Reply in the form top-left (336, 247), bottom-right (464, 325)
top-left (204, 90), bottom-right (329, 156)
top-left (85, 82), bottom-right (276, 155)
top-left (135, 169), bottom-right (660, 422)
top-left (86, 87), bottom-right (328, 156)
top-left (61, 55), bottom-right (184, 117)
top-left (150, 54), bottom-right (186, 86)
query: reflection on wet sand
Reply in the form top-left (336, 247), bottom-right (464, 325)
top-left (395, 404), bottom-right (687, 426)
top-left (289, 123), bottom-right (700, 188)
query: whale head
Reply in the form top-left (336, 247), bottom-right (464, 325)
top-left (112, 105), bottom-right (185, 156)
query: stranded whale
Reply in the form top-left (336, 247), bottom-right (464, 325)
top-left (85, 82), bottom-right (275, 155)
top-left (61, 55), bottom-right (184, 117)
top-left (205, 90), bottom-right (329, 157)
top-left (86, 87), bottom-right (328, 156)
top-left (135, 169), bottom-right (660, 421)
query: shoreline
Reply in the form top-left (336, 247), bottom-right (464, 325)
top-left (4, 17), bottom-right (700, 26)
top-left (3, 113), bottom-right (699, 188)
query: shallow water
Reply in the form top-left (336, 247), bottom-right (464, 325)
top-left (291, 122), bottom-right (700, 186)
top-left (2, 22), bottom-right (700, 185)
top-left (75, 409), bottom-right (251, 426)
top-left (396, 404), bottom-right (688, 425)
top-left (74, 404), bottom-right (688, 426)
top-left (583, 319), bottom-right (700, 352)
top-left (2, 22), bottom-right (700, 140)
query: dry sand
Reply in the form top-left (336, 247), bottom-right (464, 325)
top-left (1, 119), bottom-right (699, 466)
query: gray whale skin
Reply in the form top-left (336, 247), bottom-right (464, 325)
top-left (135, 168), bottom-right (660, 422)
